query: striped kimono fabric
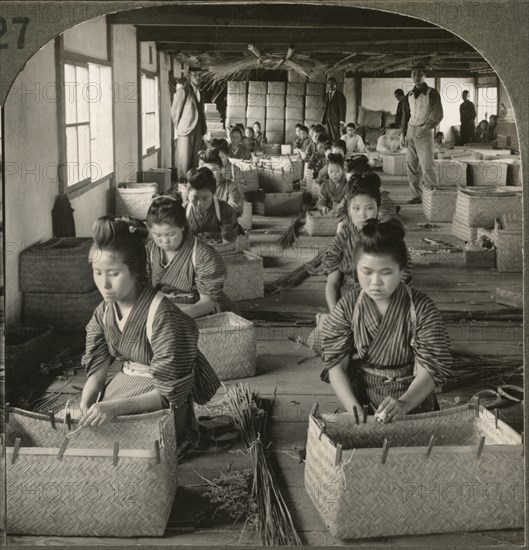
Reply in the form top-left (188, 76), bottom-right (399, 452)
top-left (81, 285), bottom-right (220, 440)
top-left (321, 284), bottom-right (452, 413)
top-left (186, 198), bottom-right (240, 243)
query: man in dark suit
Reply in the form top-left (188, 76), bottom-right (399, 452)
top-left (321, 77), bottom-right (347, 141)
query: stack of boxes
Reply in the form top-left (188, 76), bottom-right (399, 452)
top-left (285, 82), bottom-right (305, 144)
top-left (246, 81), bottom-right (266, 134)
top-left (304, 82), bottom-right (325, 128)
top-left (265, 82), bottom-right (286, 144)
top-left (226, 81), bottom-right (247, 127)
top-left (204, 103), bottom-right (226, 140)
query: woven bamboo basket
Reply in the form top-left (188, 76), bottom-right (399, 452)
top-left (209, 232), bottom-right (250, 255)
top-left (257, 159), bottom-right (295, 193)
top-left (422, 185), bottom-right (458, 222)
top-left (452, 187), bottom-right (521, 229)
top-left (258, 191), bottom-right (304, 216)
top-left (270, 155), bottom-right (303, 182)
top-left (19, 238), bottom-right (95, 293)
top-left (229, 160), bottom-right (259, 192)
top-left (464, 161), bottom-right (508, 186)
top-left (237, 201), bottom-right (253, 231)
top-left (6, 407), bottom-right (178, 537)
top-left (502, 159), bottom-right (522, 186)
top-left (305, 403), bottom-right (523, 540)
top-left (305, 211), bottom-right (340, 236)
top-left (434, 160), bottom-right (467, 187)
top-left (262, 143), bottom-right (281, 156)
top-left (223, 252), bottom-right (264, 301)
top-left (141, 168), bottom-right (171, 194)
top-left (23, 288), bottom-right (102, 332)
top-left (492, 213), bottom-right (522, 273)
top-left (116, 183), bottom-right (157, 220)
top-left (463, 242), bottom-right (497, 268)
top-left (451, 217), bottom-right (478, 242)
top-left (5, 324), bottom-right (54, 384)
top-left (382, 153), bottom-right (407, 176)
top-left (196, 313), bottom-right (256, 380)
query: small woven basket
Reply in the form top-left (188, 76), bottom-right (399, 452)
top-left (208, 233), bottom-right (250, 255)
top-left (464, 161), bottom-right (508, 186)
top-left (434, 160), bottom-right (467, 186)
top-left (422, 185), bottom-right (458, 222)
top-left (305, 403), bottom-right (523, 540)
top-left (115, 183), bottom-right (157, 220)
top-left (19, 238), bottom-right (95, 293)
top-left (23, 288), bottom-right (102, 332)
top-left (451, 217), bottom-right (478, 242)
top-left (257, 159), bottom-right (295, 193)
top-left (382, 153), bottom-right (407, 176)
top-left (237, 201), bottom-right (253, 230)
top-left (229, 160), bottom-right (259, 192)
top-left (305, 211), bottom-right (339, 236)
top-left (6, 408), bottom-right (178, 537)
top-left (223, 252), bottom-right (264, 301)
top-left (492, 213), bottom-right (522, 273)
top-left (196, 313), bottom-right (256, 380)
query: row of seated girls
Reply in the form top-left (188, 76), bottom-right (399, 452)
top-left (226, 122), bottom-right (267, 156)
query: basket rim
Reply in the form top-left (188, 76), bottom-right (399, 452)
top-left (196, 311), bottom-right (254, 330)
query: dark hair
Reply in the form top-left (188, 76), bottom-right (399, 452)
top-left (327, 153), bottom-right (344, 167)
top-left (324, 141), bottom-right (333, 151)
top-left (462, 90), bottom-right (469, 95)
top-left (394, 88), bottom-right (405, 96)
top-left (332, 139), bottom-right (347, 155)
top-left (346, 172), bottom-right (382, 207)
top-left (147, 194), bottom-right (187, 229)
top-left (299, 125), bottom-right (309, 134)
top-left (186, 167), bottom-right (217, 193)
top-left (354, 219), bottom-right (408, 270)
top-left (198, 148), bottom-right (223, 168)
top-left (346, 156), bottom-right (370, 175)
top-left (245, 126), bottom-right (255, 136)
top-left (346, 122), bottom-right (356, 129)
top-left (211, 138), bottom-right (229, 157)
top-left (435, 131), bottom-right (444, 138)
top-left (230, 126), bottom-right (243, 138)
top-left (388, 123), bottom-right (400, 130)
top-left (317, 135), bottom-right (328, 146)
top-left (90, 216), bottom-right (149, 283)
top-left (252, 121), bottom-right (261, 129)
top-left (295, 123), bottom-right (303, 129)
top-left (327, 77), bottom-right (337, 84)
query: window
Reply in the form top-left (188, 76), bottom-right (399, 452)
top-left (64, 62), bottom-right (113, 188)
top-left (438, 78), bottom-right (475, 135)
top-left (476, 86), bottom-right (498, 123)
top-left (142, 73), bottom-right (160, 154)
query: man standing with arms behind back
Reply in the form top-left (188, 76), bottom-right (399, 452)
top-left (321, 77), bottom-right (347, 141)
top-left (401, 65), bottom-right (443, 204)
top-left (460, 90), bottom-right (477, 144)
top-left (171, 68), bottom-right (207, 180)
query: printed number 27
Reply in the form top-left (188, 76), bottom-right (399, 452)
top-left (0, 17), bottom-right (30, 49)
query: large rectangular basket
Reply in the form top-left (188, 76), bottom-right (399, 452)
top-left (305, 211), bottom-right (339, 236)
top-left (253, 191), bottom-right (304, 216)
top-left (257, 160), bottom-right (294, 193)
top-left (492, 214), bottom-right (522, 273)
top-left (223, 252), bottom-right (264, 301)
top-left (141, 168), bottom-right (171, 194)
top-left (19, 238), bottom-right (95, 293)
top-left (116, 183), bottom-right (157, 220)
top-left (237, 201), bottom-right (253, 231)
top-left (196, 312), bottom-right (256, 380)
top-left (6, 408), bottom-right (178, 537)
top-left (23, 288), bottom-right (102, 332)
top-left (230, 159), bottom-right (259, 192)
top-left (422, 185), bottom-right (458, 222)
top-left (434, 160), bottom-right (467, 186)
top-left (464, 160), bottom-right (508, 186)
top-left (305, 403), bottom-right (523, 540)
top-left (209, 233), bottom-right (250, 255)
top-left (382, 153), bottom-right (407, 176)
top-left (451, 217), bottom-right (478, 242)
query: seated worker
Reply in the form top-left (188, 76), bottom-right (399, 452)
top-left (317, 153), bottom-right (349, 215)
top-left (376, 124), bottom-right (403, 153)
top-left (321, 219), bottom-right (452, 420)
top-left (307, 136), bottom-right (328, 180)
top-left (146, 195), bottom-right (237, 318)
top-left (296, 125), bottom-right (311, 153)
top-left (243, 126), bottom-right (256, 152)
top-left (210, 138), bottom-right (245, 188)
top-left (185, 167), bottom-right (242, 244)
top-left (476, 120), bottom-right (489, 143)
top-left (78, 216), bottom-right (220, 440)
top-left (485, 115), bottom-right (498, 145)
top-left (228, 127), bottom-right (252, 160)
top-left (198, 148), bottom-right (244, 216)
top-left (323, 174), bottom-right (412, 312)
top-left (343, 123), bottom-right (367, 158)
top-left (252, 121), bottom-right (267, 148)
top-left (293, 123), bottom-right (303, 149)
top-left (317, 139), bottom-right (347, 184)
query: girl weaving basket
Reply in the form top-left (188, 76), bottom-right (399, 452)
top-left (321, 219), bottom-right (452, 422)
top-left (146, 195), bottom-right (238, 318)
top-left (77, 216), bottom-right (220, 439)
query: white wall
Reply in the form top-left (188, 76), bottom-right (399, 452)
top-left (4, 41), bottom-right (59, 322)
top-left (438, 77), bottom-right (475, 135)
top-left (63, 17), bottom-right (108, 60)
top-left (343, 77), bottom-right (357, 124)
top-left (70, 182), bottom-right (112, 237)
top-left (140, 42), bottom-right (157, 72)
top-left (361, 77), bottom-right (435, 113)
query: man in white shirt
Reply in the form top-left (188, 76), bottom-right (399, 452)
top-left (342, 123), bottom-right (366, 157)
top-left (376, 124), bottom-right (402, 153)
top-left (401, 66), bottom-right (443, 204)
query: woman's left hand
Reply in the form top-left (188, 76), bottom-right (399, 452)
top-left (374, 397), bottom-right (409, 424)
top-left (78, 402), bottom-right (118, 428)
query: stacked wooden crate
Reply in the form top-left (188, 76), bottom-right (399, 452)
top-left (226, 81), bottom-right (247, 127)
top-left (246, 80), bottom-right (266, 131)
top-left (265, 81), bottom-right (286, 144)
top-left (305, 82), bottom-right (325, 128)
top-left (286, 82), bottom-right (305, 144)
top-left (204, 103), bottom-right (226, 140)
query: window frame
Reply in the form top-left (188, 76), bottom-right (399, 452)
top-left (141, 69), bottom-right (161, 158)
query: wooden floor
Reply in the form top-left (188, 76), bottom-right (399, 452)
top-left (8, 171), bottom-right (524, 547)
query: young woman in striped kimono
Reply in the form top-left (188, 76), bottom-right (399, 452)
top-left (146, 195), bottom-right (237, 318)
top-left (321, 219), bottom-right (452, 421)
top-left (198, 148), bottom-right (244, 217)
top-left (323, 173), bottom-right (412, 312)
top-left (77, 216), bottom-right (220, 440)
top-left (185, 167), bottom-right (242, 243)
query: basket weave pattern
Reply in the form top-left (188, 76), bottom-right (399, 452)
top-left (7, 408), bottom-right (178, 537)
top-left (305, 404), bottom-right (522, 540)
top-left (223, 253), bottom-right (264, 301)
top-left (19, 238), bottom-right (95, 293)
top-left (262, 192), bottom-right (304, 216)
top-left (434, 160), bottom-right (467, 186)
top-left (305, 212), bottom-right (339, 236)
top-left (422, 186), bottom-right (458, 222)
top-left (6, 325), bottom-right (53, 383)
top-left (382, 153), bottom-right (407, 176)
top-left (196, 312), bottom-right (256, 380)
top-left (115, 183), bottom-right (157, 220)
top-left (230, 160), bottom-right (259, 192)
top-left (464, 161), bottom-right (508, 186)
top-left (492, 214), bottom-right (522, 273)
top-left (257, 159), bottom-right (295, 193)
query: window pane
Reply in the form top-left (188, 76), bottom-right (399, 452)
top-left (64, 64), bottom-right (78, 124)
top-left (66, 126), bottom-right (79, 186)
top-left (476, 87), bottom-right (498, 123)
top-left (78, 124), bottom-right (91, 182)
top-left (76, 66), bottom-right (90, 123)
top-left (438, 78), bottom-right (475, 135)
top-left (89, 63), bottom-right (113, 179)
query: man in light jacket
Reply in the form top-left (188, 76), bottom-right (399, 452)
top-left (401, 66), bottom-right (443, 204)
top-left (171, 69), bottom-right (207, 179)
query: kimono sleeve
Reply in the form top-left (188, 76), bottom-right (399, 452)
top-left (413, 292), bottom-right (452, 387)
top-left (194, 242), bottom-right (227, 302)
top-left (81, 301), bottom-right (112, 378)
top-left (402, 245), bottom-right (414, 286)
top-left (316, 164), bottom-right (329, 185)
top-left (145, 239), bottom-right (154, 283)
top-left (149, 302), bottom-right (198, 408)
top-left (320, 292), bottom-right (356, 381)
top-left (219, 201), bottom-right (238, 242)
top-left (227, 181), bottom-right (244, 217)
top-left (355, 135), bottom-right (367, 153)
top-left (322, 230), bottom-right (347, 274)
top-left (317, 180), bottom-right (332, 209)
